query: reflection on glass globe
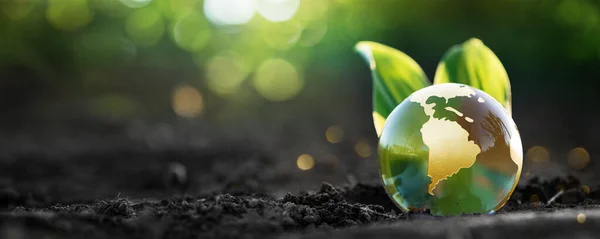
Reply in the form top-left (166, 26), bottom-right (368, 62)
top-left (378, 83), bottom-right (522, 215)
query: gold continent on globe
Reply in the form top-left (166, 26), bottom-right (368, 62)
top-left (378, 83), bottom-right (522, 215)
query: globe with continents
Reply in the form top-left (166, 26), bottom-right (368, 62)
top-left (378, 83), bottom-right (522, 215)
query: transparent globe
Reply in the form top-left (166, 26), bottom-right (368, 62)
top-left (378, 83), bottom-right (522, 215)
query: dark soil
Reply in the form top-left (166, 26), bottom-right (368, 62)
top-left (0, 127), bottom-right (599, 239)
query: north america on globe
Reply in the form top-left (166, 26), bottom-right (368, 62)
top-left (378, 83), bottom-right (523, 215)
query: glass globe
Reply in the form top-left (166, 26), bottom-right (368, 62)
top-left (378, 83), bottom-right (522, 215)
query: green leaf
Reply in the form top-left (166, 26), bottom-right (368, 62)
top-left (355, 41), bottom-right (430, 137)
top-left (433, 38), bottom-right (512, 115)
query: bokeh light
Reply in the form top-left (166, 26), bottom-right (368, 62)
top-left (255, 0), bottom-right (300, 22)
top-left (529, 194), bottom-right (540, 203)
top-left (229, 31), bottom-right (273, 69)
top-left (297, 154), bottom-right (315, 170)
top-left (206, 51), bottom-right (250, 96)
top-left (577, 213), bottom-right (587, 224)
top-left (156, 0), bottom-right (197, 19)
top-left (2, 0), bottom-right (36, 20)
top-left (325, 125), bottom-right (344, 143)
top-left (46, 0), bottom-right (93, 31)
top-left (173, 13), bottom-right (212, 52)
top-left (568, 147), bottom-right (590, 170)
top-left (556, 0), bottom-right (599, 31)
top-left (526, 146), bottom-right (550, 163)
top-left (203, 0), bottom-right (256, 26)
top-left (354, 140), bottom-right (372, 158)
top-left (294, 0), bottom-right (328, 23)
top-left (5, 1), bottom-right (599, 186)
top-left (582, 185), bottom-right (591, 194)
top-left (94, 0), bottom-right (131, 18)
top-left (299, 22), bottom-right (328, 47)
top-left (262, 21), bottom-right (303, 50)
top-left (125, 7), bottom-right (165, 47)
top-left (253, 58), bottom-right (303, 101)
top-left (172, 84), bottom-right (204, 119)
top-left (119, 0), bottom-right (152, 8)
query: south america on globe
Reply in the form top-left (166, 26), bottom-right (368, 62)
top-left (378, 83), bottom-right (522, 215)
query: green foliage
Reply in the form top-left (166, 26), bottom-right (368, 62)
top-left (356, 38), bottom-right (513, 136)
top-left (355, 41), bottom-right (430, 136)
top-left (433, 38), bottom-right (512, 115)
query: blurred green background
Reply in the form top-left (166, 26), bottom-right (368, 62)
top-left (1, 0), bottom-right (600, 184)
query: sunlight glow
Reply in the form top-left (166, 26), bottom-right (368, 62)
top-left (203, 0), bottom-right (256, 26)
top-left (256, 0), bottom-right (300, 22)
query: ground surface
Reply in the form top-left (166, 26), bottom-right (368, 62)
top-left (0, 124), bottom-right (598, 239)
